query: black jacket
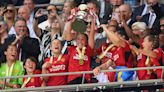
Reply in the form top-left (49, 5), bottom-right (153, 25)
top-left (0, 35), bottom-right (40, 62)
top-left (132, 3), bottom-right (164, 21)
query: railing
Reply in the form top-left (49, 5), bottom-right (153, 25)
top-left (0, 66), bottom-right (164, 92)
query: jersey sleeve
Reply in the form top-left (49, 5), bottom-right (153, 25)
top-left (154, 48), bottom-right (162, 59)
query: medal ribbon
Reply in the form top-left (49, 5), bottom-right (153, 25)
top-left (6, 63), bottom-right (15, 82)
top-left (49, 54), bottom-right (62, 63)
top-left (145, 56), bottom-right (150, 66)
top-left (98, 44), bottom-right (115, 59)
top-left (145, 56), bottom-right (151, 74)
top-left (21, 77), bottom-right (31, 88)
top-left (76, 47), bottom-right (86, 65)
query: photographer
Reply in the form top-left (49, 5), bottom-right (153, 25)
top-left (35, 4), bottom-right (64, 31)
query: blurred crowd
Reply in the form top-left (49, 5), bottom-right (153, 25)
top-left (0, 0), bottom-right (164, 91)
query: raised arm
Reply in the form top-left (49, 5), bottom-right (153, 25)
top-left (64, 8), bottom-right (80, 41)
top-left (88, 16), bottom-right (96, 49)
top-left (33, 10), bottom-right (43, 37)
top-left (56, 14), bottom-right (65, 33)
top-left (64, 21), bottom-right (73, 41)
top-left (101, 24), bottom-right (126, 47)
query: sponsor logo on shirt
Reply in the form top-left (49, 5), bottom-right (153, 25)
top-left (73, 54), bottom-right (88, 61)
top-left (113, 54), bottom-right (119, 61)
top-left (49, 65), bottom-right (66, 72)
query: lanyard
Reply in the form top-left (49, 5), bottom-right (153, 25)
top-left (145, 56), bottom-right (150, 66)
top-left (98, 44), bottom-right (115, 59)
top-left (21, 77), bottom-right (31, 88)
top-left (145, 56), bottom-right (152, 74)
top-left (6, 63), bottom-right (15, 82)
top-left (76, 47), bottom-right (86, 65)
top-left (49, 54), bottom-right (62, 64)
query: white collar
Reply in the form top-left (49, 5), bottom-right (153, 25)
top-left (126, 19), bottom-right (131, 25)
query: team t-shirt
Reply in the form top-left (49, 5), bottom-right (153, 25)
top-left (137, 48), bottom-right (162, 80)
top-left (67, 46), bottom-right (93, 83)
top-left (23, 70), bottom-right (42, 88)
top-left (44, 54), bottom-right (69, 86)
top-left (96, 42), bottom-right (118, 63)
top-left (112, 42), bottom-right (133, 68)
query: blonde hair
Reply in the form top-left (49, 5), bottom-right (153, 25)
top-left (132, 22), bottom-right (147, 32)
top-left (4, 4), bottom-right (17, 21)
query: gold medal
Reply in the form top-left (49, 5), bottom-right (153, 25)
top-left (76, 47), bottom-right (86, 65)
top-left (79, 59), bottom-right (84, 65)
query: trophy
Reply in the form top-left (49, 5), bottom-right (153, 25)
top-left (68, 4), bottom-right (101, 33)
top-left (71, 4), bottom-right (89, 33)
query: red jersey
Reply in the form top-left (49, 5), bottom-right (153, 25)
top-left (67, 46), bottom-right (93, 83)
top-left (23, 70), bottom-right (42, 88)
top-left (112, 42), bottom-right (133, 68)
top-left (96, 42), bottom-right (118, 63)
top-left (44, 54), bottom-right (69, 86)
top-left (137, 49), bottom-right (162, 80)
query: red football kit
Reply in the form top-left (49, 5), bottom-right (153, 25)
top-left (112, 42), bottom-right (133, 68)
top-left (44, 54), bottom-right (69, 86)
top-left (137, 48), bottom-right (162, 80)
top-left (96, 42), bottom-right (133, 82)
top-left (23, 70), bottom-right (42, 88)
top-left (96, 42), bottom-right (118, 64)
top-left (67, 46), bottom-right (93, 83)
top-left (154, 48), bottom-right (164, 66)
